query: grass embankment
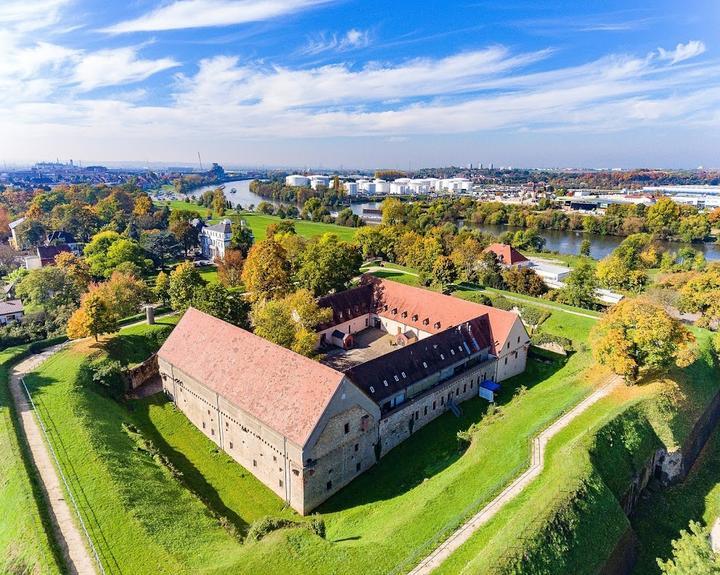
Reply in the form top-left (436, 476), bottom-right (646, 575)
top-left (434, 331), bottom-right (719, 575)
top-left (0, 343), bottom-right (64, 575)
top-left (21, 302), bottom-right (603, 574)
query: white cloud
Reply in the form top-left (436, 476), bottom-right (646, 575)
top-left (657, 40), bottom-right (706, 64)
top-left (0, 0), bottom-right (72, 31)
top-left (301, 28), bottom-right (370, 55)
top-left (73, 47), bottom-right (179, 91)
top-left (102, 0), bottom-right (334, 34)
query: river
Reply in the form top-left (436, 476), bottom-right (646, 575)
top-left (185, 180), bottom-right (720, 261)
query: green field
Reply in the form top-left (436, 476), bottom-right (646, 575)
top-left (19, 301), bottom-right (606, 574)
top-left (0, 345), bottom-right (62, 575)
top-left (239, 213), bottom-right (359, 242)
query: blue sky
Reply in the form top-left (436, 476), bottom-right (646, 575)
top-left (1, 0), bottom-right (719, 169)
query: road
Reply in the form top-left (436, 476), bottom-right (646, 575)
top-left (407, 375), bottom-right (622, 575)
top-left (9, 344), bottom-right (98, 575)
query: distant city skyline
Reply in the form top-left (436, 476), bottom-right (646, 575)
top-left (1, 0), bottom-right (719, 168)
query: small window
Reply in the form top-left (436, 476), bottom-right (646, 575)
top-left (401, 371), bottom-right (406, 378)
top-left (202, 422), bottom-right (206, 429)
top-left (211, 429), bottom-right (215, 436)
top-left (207, 409), bottom-right (211, 415)
top-left (354, 443), bottom-right (359, 452)
top-left (422, 361), bottom-right (427, 368)
top-left (383, 379), bottom-right (388, 386)
top-left (463, 384), bottom-right (467, 393)
top-left (370, 386), bottom-right (375, 393)
top-left (279, 479), bottom-right (283, 488)
top-left (412, 314), bottom-right (418, 321)
top-left (504, 357), bottom-right (508, 365)
top-left (517, 336), bottom-right (520, 343)
top-left (441, 397), bottom-right (445, 405)
top-left (507, 342), bottom-right (510, 349)
top-left (424, 406), bottom-right (428, 416)
top-left (450, 349), bottom-right (455, 355)
top-left (356, 462), bottom-right (361, 472)
top-left (229, 441), bottom-right (233, 449)
top-left (253, 459), bottom-right (257, 467)
top-left (440, 354), bottom-right (445, 360)
top-left (433, 401), bottom-right (436, 410)
top-left (326, 481), bottom-right (333, 491)
top-left (415, 410), bottom-right (419, 420)
top-left (456, 388), bottom-right (459, 396)
top-left (394, 375), bottom-right (399, 382)
top-left (273, 455), bottom-right (277, 462)
top-left (344, 422), bottom-right (350, 434)
top-left (225, 421), bottom-right (229, 429)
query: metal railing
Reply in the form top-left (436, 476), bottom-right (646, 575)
top-left (20, 376), bottom-right (106, 575)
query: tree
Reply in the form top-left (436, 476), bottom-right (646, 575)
top-left (596, 255), bottom-right (648, 292)
top-left (192, 283), bottom-right (249, 328)
top-left (502, 266), bottom-right (547, 296)
top-left (94, 271), bottom-right (151, 319)
top-left (381, 197), bottom-right (406, 225)
top-left (297, 234), bottom-right (363, 296)
top-left (84, 231), bottom-right (151, 278)
top-left (677, 264), bottom-right (720, 327)
top-left (646, 197), bottom-right (681, 238)
top-left (560, 260), bottom-right (597, 309)
top-left (16, 266), bottom-right (84, 309)
top-left (169, 261), bottom-right (206, 310)
top-left (354, 225), bottom-right (395, 261)
top-left (241, 238), bottom-right (292, 301)
top-left (216, 249), bottom-right (245, 287)
top-left (169, 220), bottom-right (199, 258)
top-left (476, 251), bottom-right (505, 289)
top-left (212, 188), bottom-right (226, 217)
top-left (154, 271), bottom-right (170, 306)
top-left (251, 289), bottom-right (330, 356)
top-left (677, 214), bottom-right (711, 243)
top-left (54, 252), bottom-right (92, 294)
top-left (658, 521), bottom-right (720, 575)
top-left (450, 237), bottom-right (486, 282)
top-left (579, 238), bottom-right (591, 257)
top-left (67, 291), bottom-right (119, 342)
top-left (133, 195), bottom-right (153, 217)
top-left (143, 231), bottom-right (182, 270)
top-left (431, 256), bottom-right (458, 290)
top-left (230, 222), bottom-right (254, 256)
top-left (15, 219), bottom-right (46, 248)
top-left (590, 298), bottom-right (695, 383)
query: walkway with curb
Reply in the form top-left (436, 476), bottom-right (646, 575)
top-left (9, 344), bottom-right (98, 575)
top-left (407, 375), bottom-right (622, 575)
top-left (6, 317), bottom-right (174, 574)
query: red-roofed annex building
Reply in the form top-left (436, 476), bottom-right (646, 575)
top-left (483, 243), bottom-right (531, 268)
top-left (157, 277), bottom-right (529, 514)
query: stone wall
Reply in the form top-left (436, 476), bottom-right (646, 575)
top-left (123, 354), bottom-right (159, 390)
top-left (379, 363), bottom-right (492, 456)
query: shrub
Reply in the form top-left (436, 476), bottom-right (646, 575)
top-left (531, 332), bottom-right (574, 353)
top-left (79, 357), bottom-right (125, 399)
top-left (245, 516), bottom-right (326, 543)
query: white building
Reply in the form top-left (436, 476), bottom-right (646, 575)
top-left (0, 299), bottom-right (24, 325)
top-left (8, 217), bottom-right (25, 249)
top-left (200, 219), bottom-right (233, 260)
top-left (344, 182), bottom-right (359, 196)
top-left (285, 175), bottom-right (310, 187)
top-left (309, 175), bottom-right (330, 190)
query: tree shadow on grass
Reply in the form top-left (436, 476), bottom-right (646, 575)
top-left (319, 358), bottom-right (564, 513)
top-left (130, 394), bottom-right (251, 535)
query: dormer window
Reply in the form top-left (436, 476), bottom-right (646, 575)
top-left (423, 318), bottom-right (429, 325)
top-left (434, 322), bottom-right (441, 329)
top-left (440, 354), bottom-right (445, 360)
top-left (369, 386), bottom-right (375, 393)
top-left (383, 379), bottom-right (389, 387)
top-left (412, 314), bottom-right (418, 321)
top-left (450, 349), bottom-right (455, 355)
top-left (393, 375), bottom-right (399, 382)
top-left (401, 311), bottom-right (407, 318)
top-left (422, 361), bottom-right (427, 368)
top-left (401, 371), bottom-right (406, 378)
top-left (392, 308), bottom-right (398, 315)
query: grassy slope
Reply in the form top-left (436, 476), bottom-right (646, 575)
top-left (434, 331), bottom-right (719, 575)
top-left (0, 345), bottom-right (62, 575)
top-left (239, 213), bottom-right (358, 242)
top-left (19, 304), bottom-right (604, 574)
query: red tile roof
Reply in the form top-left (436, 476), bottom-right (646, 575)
top-left (484, 243), bottom-right (529, 266)
top-left (365, 276), bottom-right (520, 354)
top-left (157, 308), bottom-right (345, 447)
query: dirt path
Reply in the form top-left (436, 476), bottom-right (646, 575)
top-left (9, 344), bottom-right (98, 575)
top-left (407, 375), bottom-right (622, 575)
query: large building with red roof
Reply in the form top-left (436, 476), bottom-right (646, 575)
top-left (483, 243), bottom-right (531, 268)
top-left (157, 277), bottom-right (529, 514)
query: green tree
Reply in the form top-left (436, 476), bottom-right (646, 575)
top-left (431, 256), bottom-right (458, 290)
top-left (596, 255), bottom-right (648, 292)
top-left (677, 214), bottom-right (711, 243)
top-left (560, 260), bottom-right (597, 309)
top-left (14, 219), bottom-right (46, 248)
top-left (646, 197), bottom-right (681, 238)
top-left (502, 266), bottom-right (547, 296)
top-left (230, 221), bottom-right (254, 256)
top-left (590, 298), bottom-right (695, 383)
top-left (381, 197), bottom-right (406, 225)
top-left (476, 251), bottom-right (505, 289)
top-left (658, 521), bottom-right (720, 575)
top-left (297, 234), bottom-right (362, 296)
top-left (241, 238), bottom-right (292, 301)
top-left (168, 261), bottom-right (206, 310)
top-left (16, 266), bottom-right (84, 309)
top-left (354, 225), bottom-right (395, 261)
top-left (154, 271), bottom-right (170, 305)
top-left (212, 188), bottom-right (226, 217)
top-left (193, 283), bottom-right (249, 328)
top-left (579, 238), bottom-right (591, 257)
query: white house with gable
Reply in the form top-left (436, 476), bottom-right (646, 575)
top-left (200, 219), bottom-right (232, 260)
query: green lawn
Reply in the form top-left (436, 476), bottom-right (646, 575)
top-left (18, 305), bottom-right (606, 575)
top-left (433, 330), bottom-right (720, 575)
top-left (238, 213), bottom-right (359, 242)
top-left (155, 199), bottom-right (213, 217)
top-left (197, 265), bottom-right (219, 284)
top-left (0, 345), bottom-right (63, 575)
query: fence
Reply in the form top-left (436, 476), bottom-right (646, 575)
top-left (20, 376), bottom-right (106, 575)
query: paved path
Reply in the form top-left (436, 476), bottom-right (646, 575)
top-left (9, 344), bottom-right (97, 575)
top-left (407, 375), bottom-right (622, 575)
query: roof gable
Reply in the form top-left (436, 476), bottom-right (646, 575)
top-left (158, 308), bottom-right (345, 447)
top-left (484, 243), bottom-right (529, 265)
